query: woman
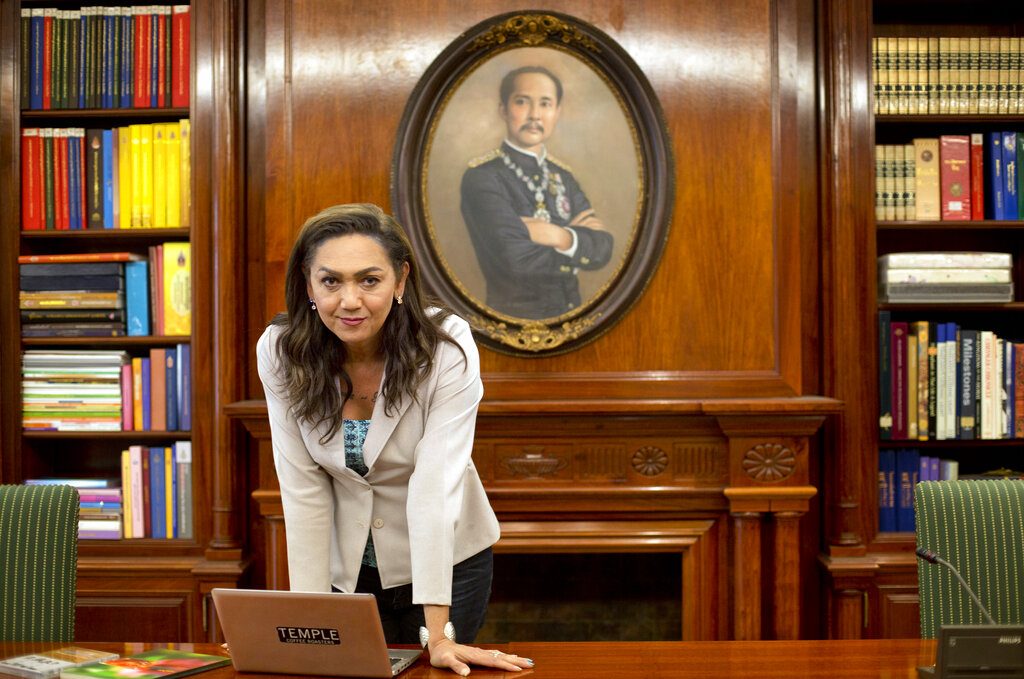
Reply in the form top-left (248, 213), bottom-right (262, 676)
top-left (257, 204), bottom-right (532, 675)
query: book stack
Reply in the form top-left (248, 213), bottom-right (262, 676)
top-left (877, 449), bottom-right (959, 533)
top-left (879, 312), bottom-right (1023, 441)
top-left (20, 121), bottom-right (191, 231)
top-left (119, 441), bottom-right (193, 539)
top-left (22, 349), bottom-right (129, 431)
top-left (0, 647), bottom-right (119, 679)
top-left (876, 133), bottom-right (1024, 222)
top-left (20, 257), bottom-right (133, 337)
top-left (24, 478), bottom-right (122, 539)
top-left (878, 252), bottom-right (1014, 303)
top-left (19, 5), bottom-right (190, 111)
top-left (872, 36), bottom-right (1023, 116)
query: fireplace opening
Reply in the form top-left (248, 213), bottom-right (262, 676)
top-left (477, 552), bottom-right (683, 642)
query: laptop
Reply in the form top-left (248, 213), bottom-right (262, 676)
top-left (211, 588), bottom-right (421, 678)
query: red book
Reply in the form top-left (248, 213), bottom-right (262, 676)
top-left (970, 133), bottom-right (985, 220)
top-left (54, 130), bottom-right (69, 230)
top-left (21, 129), bottom-right (41, 230)
top-left (18, 251), bottom-right (142, 264)
top-left (891, 322), bottom-right (909, 440)
top-left (156, 10), bottom-right (167, 109)
top-left (133, 9), bottom-right (150, 108)
top-left (42, 9), bottom-right (52, 110)
top-left (171, 6), bottom-right (190, 108)
top-left (939, 135), bottom-right (971, 220)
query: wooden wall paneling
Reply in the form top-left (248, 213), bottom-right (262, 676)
top-left (817, 0), bottom-right (874, 557)
top-left (0, 0), bottom-right (19, 484)
top-left (244, 0), bottom-right (819, 400)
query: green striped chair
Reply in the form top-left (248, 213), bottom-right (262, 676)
top-left (0, 484), bottom-right (80, 641)
top-left (914, 479), bottom-right (1024, 638)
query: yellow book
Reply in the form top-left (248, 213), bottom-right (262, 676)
top-left (118, 127), bottom-right (132, 229)
top-left (121, 449), bottom-right (133, 539)
top-left (163, 242), bottom-right (191, 335)
top-left (165, 124), bottom-right (181, 227)
top-left (152, 124), bottom-right (168, 228)
top-left (130, 125), bottom-right (143, 227)
top-left (132, 357), bottom-right (143, 431)
top-left (164, 446), bottom-right (174, 539)
top-left (179, 119), bottom-right (191, 227)
top-left (139, 124), bottom-right (154, 227)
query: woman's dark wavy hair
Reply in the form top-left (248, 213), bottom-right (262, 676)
top-left (271, 203), bottom-right (462, 443)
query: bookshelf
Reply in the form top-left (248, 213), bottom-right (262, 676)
top-left (820, 0), bottom-right (1024, 639)
top-left (0, 0), bottom-right (246, 641)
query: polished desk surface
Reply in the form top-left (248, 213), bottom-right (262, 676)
top-left (0, 640), bottom-right (937, 678)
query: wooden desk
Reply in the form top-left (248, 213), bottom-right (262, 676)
top-left (0, 640), bottom-right (935, 678)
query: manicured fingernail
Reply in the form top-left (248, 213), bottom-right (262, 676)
top-left (459, 669), bottom-right (469, 676)
top-left (524, 658), bottom-right (535, 666)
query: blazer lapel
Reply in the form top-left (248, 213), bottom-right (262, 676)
top-left (361, 377), bottom-right (412, 469)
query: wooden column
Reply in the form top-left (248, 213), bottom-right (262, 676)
top-left (731, 512), bottom-right (763, 640)
top-left (772, 511), bottom-right (804, 639)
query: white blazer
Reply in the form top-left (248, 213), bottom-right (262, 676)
top-left (256, 314), bottom-right (500, 605)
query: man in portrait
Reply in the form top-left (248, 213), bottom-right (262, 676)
top-left (460, 65), bottom-right (614, 320)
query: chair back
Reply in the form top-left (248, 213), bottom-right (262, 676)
top-left (0, 484), bottom-right (79, 641)
top-left (914, 479), bottom-right (1024, 638)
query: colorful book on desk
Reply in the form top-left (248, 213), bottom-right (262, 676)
top-left (59, 649), bottom-right (229, 679)
top-left (0, 647), bottom-right (118, 679)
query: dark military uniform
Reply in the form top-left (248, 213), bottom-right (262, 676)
top-left (460, 143), bottom-right (614, 320)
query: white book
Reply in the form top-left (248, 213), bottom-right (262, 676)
top-left (939, 459), bottom-right (959, 481)
top-left (880, 268), bottom-right (1012, 284)
top-left (945, 327), bottom-right (957, 441)
top-left (878, 252), bottom-right (1013, 269)
top-left (130, 445), bottom-right (146, 538)
top-left (936, 336), bottom-right (947, 439)
top-left (997, 338), bottom-right (1007, 438)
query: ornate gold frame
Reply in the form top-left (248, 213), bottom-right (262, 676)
top-left (392, 11), bottom-right (673, 356)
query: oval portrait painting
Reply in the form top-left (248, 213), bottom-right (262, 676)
top-left (393, 12), bottom-right (673, 355)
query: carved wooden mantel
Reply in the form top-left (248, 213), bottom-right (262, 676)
top-left (226, 396), bottom-right (839, 641)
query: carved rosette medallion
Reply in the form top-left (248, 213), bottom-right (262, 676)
top-left (470, 14), bottom-right (601, 52)
top-left (468, 316), bottom-right (601, 352)
top-left (742, 443), bottom-right (796, 482)
top-left (631, 446), bottom-right (669, 476)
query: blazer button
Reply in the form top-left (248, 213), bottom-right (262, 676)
top-left (372, 518), bottom-right (385, 529)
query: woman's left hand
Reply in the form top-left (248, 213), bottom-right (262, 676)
top-left (427, 639), bottom-right (534, 676)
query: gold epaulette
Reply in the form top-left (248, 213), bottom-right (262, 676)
top-left (467, 149), bottom-right (502, 168)
top-left (546, 154), bottom-right (573, 173)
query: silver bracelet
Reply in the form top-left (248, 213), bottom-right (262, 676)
top-left (419, 621), bottom-right (456, 648)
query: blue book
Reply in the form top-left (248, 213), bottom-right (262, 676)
top-left (120, 12), bottom-right (133, 108)
top-left (29, 10), bottom-right (43, 109)
top-left (177, 343), bottom-right (191, 431)
top-left (125, 260), bottom-right (150, 336)
top-left (102, 129), bottom-right (114, 227)
top-left (141, 357), bottom-right (151, 431)
top-left (988, 132), bottom-right (1005, 220)
top-left (165, 350), bottom-right (178, 431)
top-left (148, 446), bottom-right (166, 539)
top-left (919, 455), bottom-right (931, 482)
top-left (67, 132), bottom-right (80, 230)
top-left (895, 449), bottom-right (919, 532)
top-left (1003, 131), bottom-right (1018, 220)
top-left (929, 456), bottom-right (940, 481)
top-left (878, 449), bottom-right (897, 532)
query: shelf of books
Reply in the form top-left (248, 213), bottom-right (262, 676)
top-left (11, 2), bottom-right (195, 548)
top-left (872, 9), bottom-right (1024, 541)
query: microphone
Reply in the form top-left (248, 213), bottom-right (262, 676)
top-left (915, 547), bottom-right (996, 625)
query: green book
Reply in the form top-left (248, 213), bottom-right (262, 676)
top-left (41, 128), bottom-right (55, 229)
top-left (59, 649), bottom-right (230, 679)
top-left (20, 9), bottom-right (30, 110)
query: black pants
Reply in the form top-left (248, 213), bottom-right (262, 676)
top-left (340, 547), bottom-right (493, 645)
